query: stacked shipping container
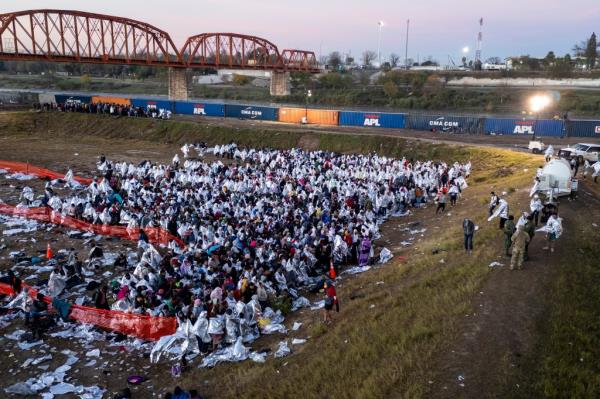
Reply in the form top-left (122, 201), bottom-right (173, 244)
top-left (42, 92), bottom-right (600, 138)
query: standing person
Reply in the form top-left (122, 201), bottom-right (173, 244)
top-left (449, 183), bottom-right (460, 206)
top-left (592, 161), bottom-right (600, 183)
top-left (542, 212), bottom-right (563, 253)
top-left (569, 177), bottom-right (578, 201)
top-left (436, 190), bottom-right (447, 215)
top-left (93, 285), bottom-right (110, 310)
top-left (489, 191), bottom-right (499, 216)
top-left (358, 235), bottom-right (372, 267)
top-left (503, 215), bottom-right (516, 257)
top-left (462, 218), bottom-right (475, 254)
top-left (544, 144), bottom-right (554, 162)
top-left (530, 195), bottom-right (543, 226)
top-left (524, 214), bottom-right (536, 261)
top-left (323, 279), bottom-right (339, 324)
top-left (510, 225), bottom-right (531, 271)
top-left (489, 197), bottom-right (509, 229)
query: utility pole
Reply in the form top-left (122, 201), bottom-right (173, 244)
top-left (377, 21), bottom-right (384, 67)
top-left (404, 19), bottom-right (410, 69)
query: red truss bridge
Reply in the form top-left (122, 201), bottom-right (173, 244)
top-left (0, 9), bottom-right (319, 98)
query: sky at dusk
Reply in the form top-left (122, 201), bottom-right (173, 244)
top-left (7, 0), bottom-right (600, 64)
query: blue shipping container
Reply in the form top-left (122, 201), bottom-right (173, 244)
top-left (484, 118), bottom-right (565, 136)
top-left (55, 94), bottom-right (92, 104)
top-left (407, 114), bottom-right (483, 133)
top-left (131, 98), bottom-right (174, 112)
top-left (339, 111), bottom-right (406, 129)
top-left (174, 101), bottom-right (225, 117)
top-left (565, 120), bottom-right (600, 137)
top-left (225, 104), bottom-right (278, 121)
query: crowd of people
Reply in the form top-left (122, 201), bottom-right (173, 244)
top-left (35, 101), bottom-right (172, 119)
top-left (13, 143), bottom-right (470, 352)
top-left (482, 152), bottom-right (566, 270)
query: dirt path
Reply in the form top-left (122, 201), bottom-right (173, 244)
top-left (426, 180), bottom-right (600, 398)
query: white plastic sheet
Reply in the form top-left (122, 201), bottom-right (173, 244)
top-left (199, 337), bottom-right (249, 368)
top-left (291, 296), bottom-right (311, 311)
top-left (379, 248), bottom-right (393, 264)
top-left (274, 340), bottom-right (291, 358)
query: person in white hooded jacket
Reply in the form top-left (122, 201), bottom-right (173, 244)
top-left (542, 213), bottom-right (563, 253)
top-left (488, 197), bottom-right (509, 229)
top-left (530, 195), bottom-right (543, 226)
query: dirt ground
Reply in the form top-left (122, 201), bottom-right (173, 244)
top-left (174, 114), bottom-right (600, 150)
top-left (0, 122), bottom-right (597, 398)
top-left (423, 176), bottom-right (600, 398)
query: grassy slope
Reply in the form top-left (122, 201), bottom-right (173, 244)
top-left (3, 111), bottom-right (593, 398)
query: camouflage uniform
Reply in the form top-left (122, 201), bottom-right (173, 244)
top-left (503, 219), bottom-right (516, 256)
top-left (510, 228), bottom-right (531, 270)
top-left (524, 220), bottom-right (536, 261)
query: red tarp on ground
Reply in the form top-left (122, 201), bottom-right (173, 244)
top-left (0, 160), bottom-right (93, 185)
top-left (0, 282), bottom-right (177, 340)
top-left (0, 204), bottom-right (184, 248)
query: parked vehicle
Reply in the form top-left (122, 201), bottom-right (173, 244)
top-left (558, 143), bottom-right (600, 163)
top-left (528, 140), bottom-right (545, 154)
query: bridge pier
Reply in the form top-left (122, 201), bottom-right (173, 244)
top-left (270, 71), bottom-right (291, 96)
top-left (168, 68), bottom-right (189, 100)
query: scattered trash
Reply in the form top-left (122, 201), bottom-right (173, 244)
top-left (488, 262), bottom-right (504, 268)
top-left (274, 340), bottom-right (291, 358)
top-left (249, 351), bottom-right (267, 363)
top-left (292, 322), bottom-right (302, 331)
top-left (85, 349), bottom-right (100, 358)
top-left (343, 266), bottom-right (371, 275)
top-left (291, 296), bottom-right (311, 311)
top-left (127, 375), bottom-right (145, 385)
top-left (310, 300), bottom-right (325, 310)
top-left (291, 338), bottom-right (307, 345)
top-left (379, 248), bottom-right (393, 264)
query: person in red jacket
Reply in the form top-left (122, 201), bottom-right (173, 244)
top-left (323, 279), bottom-right (339, 324)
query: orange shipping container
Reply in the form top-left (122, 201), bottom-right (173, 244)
top-left (307, 109), bottom-right (339, 126)
top-left (92, 96), bottom-right (131, 106)
top-left (278, 107), bottom-right (306, 124)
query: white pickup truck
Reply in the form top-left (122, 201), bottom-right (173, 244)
top-left (558, 143), bottom-right (600, 163)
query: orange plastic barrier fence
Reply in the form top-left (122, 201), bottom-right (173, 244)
top-left (0, 204), bottom-right (184, 248)
top-left (0, 282), bottom-right (177, 340)
top-left (91, 96), bottom-right (131, 106)
top-left (0, 160), bottom-right (93, 185)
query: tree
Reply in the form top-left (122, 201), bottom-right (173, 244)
top-left (544, 51), bottom-right (556, 66)
top-left (383, 81), bottom-right (399, 98)
top-left (485, 57), bottom-right (502, 65)
top-left (461, 56), bottom-right (468, 67)
top-left (232, 74), bottom-right (250, 85)
top-left (80, 74), bottom-right (91, 89)
top-left (389, 53), bottom-right (401, 68)
top-left (585, 32), bottom-right (597, 69)
top-left (318, 72), bottom-right (352, 89)
top-left (549, 56), bottom-right (574, 78)
top-left (328, 51), bottom-right (342, 70)
top-left (361, 50), bottom-right (377, 67)
top-left (345, 56), bottom-right (354, 65)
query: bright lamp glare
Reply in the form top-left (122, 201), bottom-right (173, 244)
top-left (529, 95), bottom-right (551, 113)
top-left (462, 46), bottom-right (470, 53)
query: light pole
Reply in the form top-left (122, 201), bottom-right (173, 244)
top-left (377, 21), bottom-right (384, 67)
top-left (529, 94), bottom-right (551, 142)
top-left (404, 19), bottom-right (410, 69)
top-left (462, 46), bottom-right (470, 68)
